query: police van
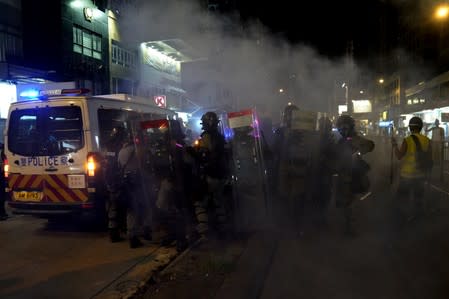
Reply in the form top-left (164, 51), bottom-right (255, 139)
top-left (4, 88), bottom-right (175, 222)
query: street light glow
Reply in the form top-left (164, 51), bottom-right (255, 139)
top-left (435, 5), bottom-right (449, 19)
top-left (279, 88), bottom-right (284, 93)
top-left (379, 78), bottom-right (384, 84)
top-left (70, 0), bottom-right (83, 8)
top-left (360, 90), bottom-right (364, 94)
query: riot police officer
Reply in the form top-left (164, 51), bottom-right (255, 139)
top-left (313, 116), bottom-right (335, 227)
top-left (274, 104), bottom-right (312, 231)
top-left (154, 120), bottom-right (190, 252)
top-left (118, 131), bottom-right (153, 248)
top-left (335, 114), bottom-right (374, 236)
top-left (104, 126), bottom-right (128, 242)
top-left (194, 111), bottom-right (230, 239)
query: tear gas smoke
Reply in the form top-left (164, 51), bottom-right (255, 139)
top-left (118, 0), bottom-right (362, 121)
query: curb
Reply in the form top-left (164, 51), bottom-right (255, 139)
top-left (91, 237), bottom-right (205, 299)
top-left (91, 245), bottom-right (178, 299)
top-left (157, 236), bottom-right (205, 276)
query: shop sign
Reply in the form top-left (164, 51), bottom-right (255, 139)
top-left (154, 95), bottom-right (166, 108)
top-left (352, 100), bottom-right (372, 113)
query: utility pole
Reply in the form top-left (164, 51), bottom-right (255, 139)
top-left (345, 40), bottom-right (354, 114)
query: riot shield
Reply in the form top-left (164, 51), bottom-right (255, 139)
top-left (275, 109), bottom-right (323, 229)
top-left (227, 108), bottom-right (271, 232)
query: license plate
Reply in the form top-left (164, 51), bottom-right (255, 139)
top-left (13, 191), bottom-right (43, 202)
top-left (68, 175), bottom-right (86, 189)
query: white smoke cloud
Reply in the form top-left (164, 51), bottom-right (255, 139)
top-left (119, 0), bottom-right (365, 121)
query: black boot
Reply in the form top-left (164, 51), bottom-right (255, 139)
top-left (109, 229), bottom-right (123, 243)
top-left (129, 237), bottom-right (143, 248)
top-left (143, 228), bottom-right (152, 241)
top-left (176, 238), bottom-right (189, 252)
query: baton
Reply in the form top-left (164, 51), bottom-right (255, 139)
top-left (390, 127), bottom-right (395, 185)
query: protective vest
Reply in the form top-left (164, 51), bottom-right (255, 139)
top-left (198, 131), bottom-right (228, 179)
top-left (400, 133), bottom-right (430, 178)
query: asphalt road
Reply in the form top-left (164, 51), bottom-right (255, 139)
top-left (257, 187), bottom-right (449, 299)
top-left (0, 214), bottom-right (168, 299)
top-left (214, 136), bottom-right (449, 299)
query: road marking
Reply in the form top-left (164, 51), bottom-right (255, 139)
top-left (359, 192), bottom-right (372, 201)
top-left (430, 184), bottom-right (449, 196)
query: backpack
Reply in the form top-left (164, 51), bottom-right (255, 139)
top-left (410, 135), bottom-right (433, 173)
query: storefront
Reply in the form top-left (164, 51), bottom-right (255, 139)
top-left (400, 106), bottom-right (449, 139)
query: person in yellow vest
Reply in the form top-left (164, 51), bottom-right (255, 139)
top-left (391, 116), bottom-right (432, 223)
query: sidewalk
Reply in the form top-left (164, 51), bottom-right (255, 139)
top-left (134, 233), bottom-right (258, 299)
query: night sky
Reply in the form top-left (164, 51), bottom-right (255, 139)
top-left (235, 0), bottom-right (398, 60)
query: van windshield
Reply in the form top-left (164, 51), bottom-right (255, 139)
top-left (8, 106), bottom-right (84, 156)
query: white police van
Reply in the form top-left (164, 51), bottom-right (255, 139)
top-left (4, 88), bottom-right (174, 223)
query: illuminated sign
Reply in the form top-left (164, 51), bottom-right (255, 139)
top-left (338, 105), bottom-right (347, 115)
top-left (0, 82), bottom-right (17, 118)
top-left (154, 95), bottom-right (167, 108)
top-left (352, 100), bottom-right (372, 113)
top-left (142, 46), bottom-right (180, 76)
top-left (84, 7), bottom-right (93, 21)
top-left (379, 121), bottom-right (393, 128)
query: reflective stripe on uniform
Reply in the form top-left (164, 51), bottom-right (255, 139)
top-left (194, 201), bottom-right (209, 234)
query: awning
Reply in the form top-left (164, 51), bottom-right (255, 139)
top-left (142, 39), bottom-right (205, 62)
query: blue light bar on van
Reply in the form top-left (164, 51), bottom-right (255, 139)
top-left (19, 88), bottom-right (90, 100)
top-left (39, 88), bottom-right (90, 97)
top-left (19, 89), bottom-right (40, 99)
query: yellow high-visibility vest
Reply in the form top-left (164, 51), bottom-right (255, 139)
top-left (400, 133), bottom-right (430, 178)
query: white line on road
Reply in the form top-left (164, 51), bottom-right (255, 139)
top-left (359, 192), bottom-right (372, 201)
top-left (430, 184), bottom-right (449, 196)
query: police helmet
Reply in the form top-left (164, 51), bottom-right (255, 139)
top-left (408, 116), bottom-right (423, 130)
top-left (336, 114), bottom-right (355, 138)
top-left (201, 111), bottom-right (220, 131)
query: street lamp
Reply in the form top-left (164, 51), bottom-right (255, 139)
top-left (279, 88), bottom-right (284, 93)
top-left (434, 4), bottom-right (449, 58)
top-left (435, 4), bottom-right (449, 20)
top-left (342, 82), bottom-right (349, 113)
top-left (378, 78), bottom-right (384, 84)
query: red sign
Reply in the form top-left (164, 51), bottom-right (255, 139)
top-left (154, 95), bottom-right (166, 108)
top-left (228, 108), bottom-right (254, 128)
top-left (227, 108), bottom-right (253, 118)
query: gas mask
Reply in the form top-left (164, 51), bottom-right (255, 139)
top-left (338, 124), bottom-right (354, 139)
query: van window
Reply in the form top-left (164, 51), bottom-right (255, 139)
top-left (97, 109), bottom-right (166, 150)
top-left (8, 106), bottom-right (83, 156)
top-left (98, 109), bottom-right (132, 150)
